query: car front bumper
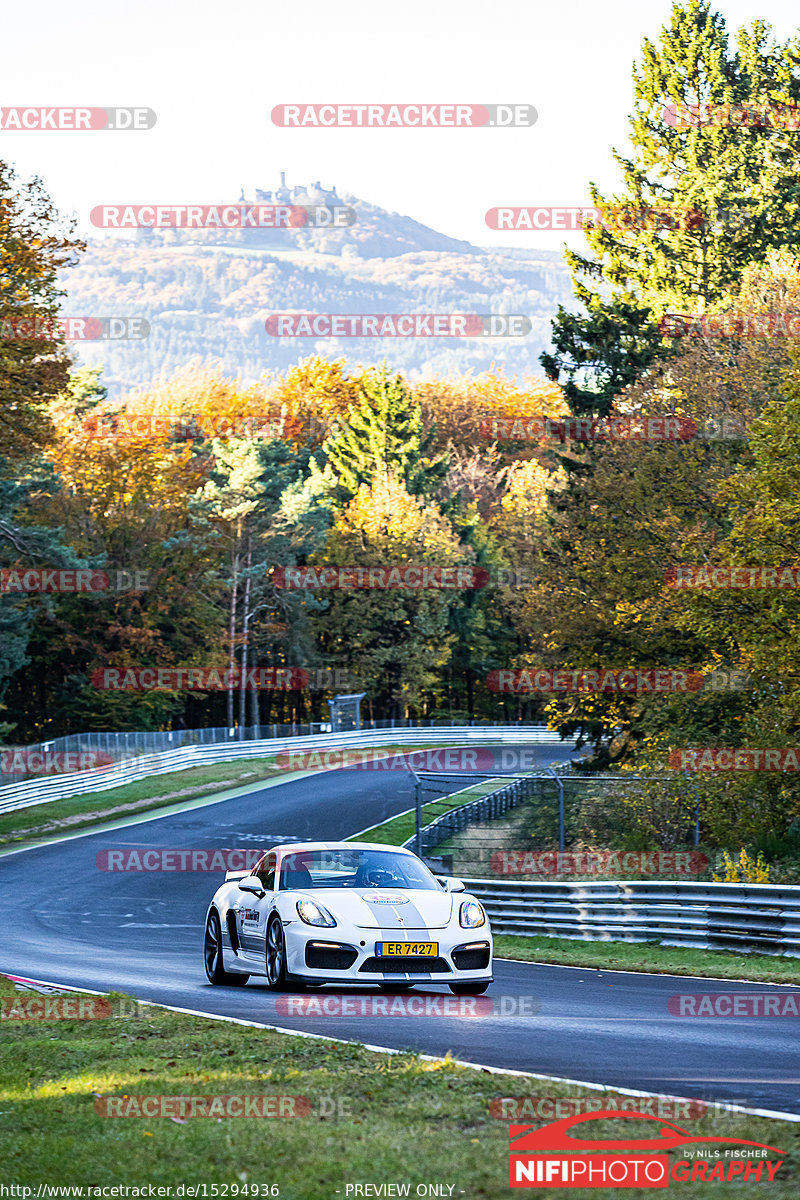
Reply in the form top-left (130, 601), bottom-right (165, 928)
top-left (283, 924), bottom-right (493, 983)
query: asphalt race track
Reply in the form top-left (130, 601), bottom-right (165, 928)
top-left (1, 742), bottom-right (799, 1118)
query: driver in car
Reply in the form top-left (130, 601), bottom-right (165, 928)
top-left (354, 854), bottom-right (403, 888)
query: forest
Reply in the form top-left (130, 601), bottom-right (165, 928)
top-left (3, 0), bottom-right (800, 855)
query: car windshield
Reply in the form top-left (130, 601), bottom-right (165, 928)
top-left (278, 848), bottom-right (439, 891)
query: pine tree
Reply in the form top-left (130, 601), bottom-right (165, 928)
top-left (323, 365), bottom-right (447, 498)
top-left (542, 0), bottom-right (800, 418)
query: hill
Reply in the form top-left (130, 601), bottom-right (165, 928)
top-left (63, 179), bottom-right (573, 395)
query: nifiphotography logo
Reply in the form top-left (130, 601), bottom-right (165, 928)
top-left (507, 1110), bottom-right (786, 1188)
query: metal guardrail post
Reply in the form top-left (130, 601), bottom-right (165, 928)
top-left (542, 766), bottom-right (565, 850)
top-left (409, 769), bottom-right (422, 857)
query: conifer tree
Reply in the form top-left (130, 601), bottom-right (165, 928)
top-left (542, 0), bottom-right (800, 418)
top-left (323, 365), bottom-right (447, 498)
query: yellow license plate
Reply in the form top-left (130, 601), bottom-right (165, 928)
top-left (376, 942), bottom-right (438, 957)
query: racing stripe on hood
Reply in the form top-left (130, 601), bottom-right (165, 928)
top-left (362, 895), bottom-right (427, 929)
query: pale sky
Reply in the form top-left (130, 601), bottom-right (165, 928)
top-left (1, 0), bottom-right (798, 253)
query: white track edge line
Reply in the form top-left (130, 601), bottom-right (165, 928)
top-left (495, 955), bottom-right (800, 989)
top-left (4, 971), bottom-right (800, 1124)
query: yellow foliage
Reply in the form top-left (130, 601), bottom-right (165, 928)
top-left (330, 471), bottom-right (461, 556)
top-left (413, 370), bottom-right (566, 455)
top-left (712, 848), bottom-right (771, 883)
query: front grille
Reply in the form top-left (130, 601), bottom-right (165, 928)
top-left (359, 956), bottom-right (452, 974)
top-left (305, 942), bottom-right (359, 970)
top-left (452, 943), bottom-right (491, 971)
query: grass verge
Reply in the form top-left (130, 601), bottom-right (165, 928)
top-left (494, 934), bottom-right (800, 985)
top-left (0, 974), bottom-right (797, 1197)
top-left (0, 758), bottom-right (287, 849)
top-left (0, 744), bottom-right (443, 850)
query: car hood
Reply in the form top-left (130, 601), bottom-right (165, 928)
top-left (296, 888), bottom-right (456, 929)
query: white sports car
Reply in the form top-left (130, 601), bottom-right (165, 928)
top-left (203, 841), bottom-right (493, 993)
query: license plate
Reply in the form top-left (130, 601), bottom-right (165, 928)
top-left (376, 942), bottom-right (438, 957)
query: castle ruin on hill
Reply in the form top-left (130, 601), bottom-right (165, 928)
top-left (239, 172), bottom-right (341, 206)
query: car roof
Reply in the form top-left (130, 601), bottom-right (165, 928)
top-left (270, 841), bottom-right (415, 856)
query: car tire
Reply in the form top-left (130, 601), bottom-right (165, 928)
top-left (204, 910), bottom-right (250, 986)
top-left (449, 982), bottom-right (490, 995)
top-left (265, 915), bottom-right (290, 990)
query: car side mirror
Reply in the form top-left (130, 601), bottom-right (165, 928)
top-left (435, 876), bottom-right (466, 892)
top-left (238, 876), bottom-right (265, 897)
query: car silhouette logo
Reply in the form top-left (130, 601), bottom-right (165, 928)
top-left (509, 1110), bottom-right (785, 1155)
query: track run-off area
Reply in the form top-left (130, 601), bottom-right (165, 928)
top-left (1, 741), bottom-right (799, 1119)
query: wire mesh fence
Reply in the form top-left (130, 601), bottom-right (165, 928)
top-left (408, 771), bottom-right (710, 883)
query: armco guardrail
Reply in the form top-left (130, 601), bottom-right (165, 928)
top-left (463, 878), bottom-right (800, 958)
top-left (0, 718), bottom-right (545, 764)
top-left (0, 725), bottom-right (561, 815)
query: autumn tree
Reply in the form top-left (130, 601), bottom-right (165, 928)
top-left (0, 160), bottom-right (85, 459)
top-left (515, 254), bottom-right (800, 763)
top-left (542, 0), bottom-right (800, 418)
top-left (312, 473), bottom-right (464, 717)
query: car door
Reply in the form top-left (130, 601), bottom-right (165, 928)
top-left (237, 851), bottom-right (277, 961)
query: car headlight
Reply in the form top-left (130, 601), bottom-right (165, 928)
top-left (296, 899), bottom-right (337, 927)
top-left (459, 899), bottom-right (485, 928)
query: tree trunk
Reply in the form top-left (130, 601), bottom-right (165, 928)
top-left (227, 537), bottom-right (240, 730)
top-left (239, 544), bottom-right (252, 738)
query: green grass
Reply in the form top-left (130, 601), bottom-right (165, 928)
top-left (0, 757), bottom-right (288, 848)
top-left (494, 934), bottom-right (800, 984)
top-left (0, 974), bottom-right (797, 1198)
top-left (349, 778), bottom-right (508, 846)
top-left (0, 743), bottom-right (443, 850)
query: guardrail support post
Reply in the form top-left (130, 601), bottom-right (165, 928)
top-left (543, 766), bottom-right (565, 851)
top-left (410, 770), bottom-right (422, 857)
